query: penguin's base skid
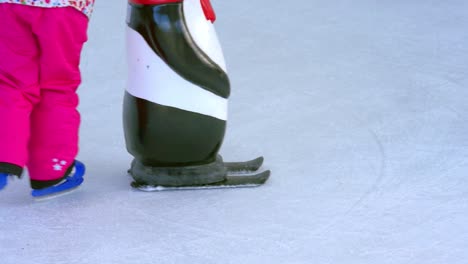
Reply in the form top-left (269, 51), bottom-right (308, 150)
top-left (131, 170), bottom-right (270, 191)
top-left (129, 156), bottom-right (270, 190)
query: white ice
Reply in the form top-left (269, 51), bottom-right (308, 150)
top-left (1, 1), bottom-right (468, 263)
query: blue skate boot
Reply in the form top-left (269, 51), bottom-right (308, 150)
top-left (0, 173), bottom-right (7, 190)
top-left (0, 174), bottom-right (22, 191)
top-left (31, 160), bottom-right (85, 198)
top-left (0, 163), bottom-right (23, 190)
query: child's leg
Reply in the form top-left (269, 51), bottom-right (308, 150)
top-left (27, 7), bottom-right (89, 188)
top-left (0, 4), bottom-right (41, 177)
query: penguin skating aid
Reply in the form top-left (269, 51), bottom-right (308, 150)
top-left (124, 0), bottom-right (270, 190)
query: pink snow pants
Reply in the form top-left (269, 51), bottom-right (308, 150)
top-left (0, 4), bottom-right (88, 182)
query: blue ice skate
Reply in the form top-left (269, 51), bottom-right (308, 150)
top-left (31, 160), bottom-right (85, 198)
top-left (0, 173), bottom-right (8, 190)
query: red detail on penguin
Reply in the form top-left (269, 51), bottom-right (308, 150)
top-left (129, 0), bottom-right (183, 5)
top-left (200, 0), bottom-right (216, 23)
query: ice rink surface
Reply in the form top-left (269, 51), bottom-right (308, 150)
top-left (1, 1), bottom-right (468, 263)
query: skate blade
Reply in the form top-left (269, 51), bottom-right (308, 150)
top-left (32, 185), bottom-right (82, 202)
top-left (134, 183), bottom-right (263, 192)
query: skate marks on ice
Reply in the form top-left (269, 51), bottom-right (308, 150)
top-left (314, 129), bottom-right (387, 236)
top-left (285, 94), bottom-right (390, 236)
